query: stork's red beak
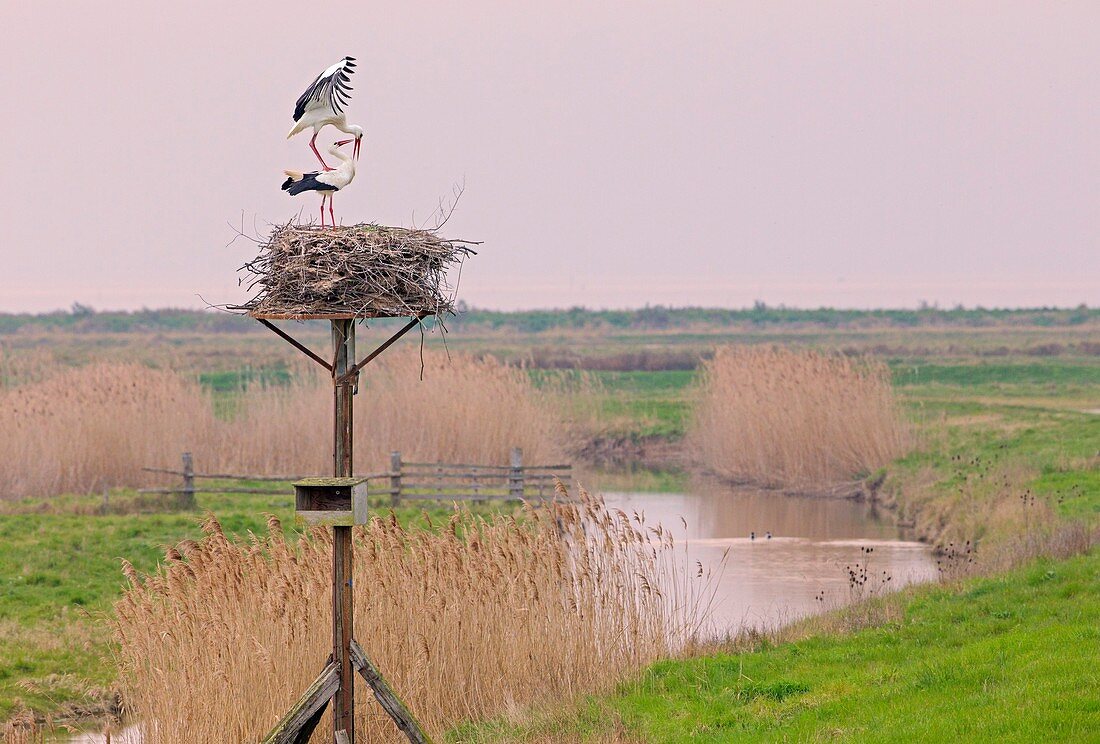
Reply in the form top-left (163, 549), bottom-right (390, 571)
top-left (335, 139), bottom-right (354, 147)
top-left (353, 137), bottom-right (361, 161)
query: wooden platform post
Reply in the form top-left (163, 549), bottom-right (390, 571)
top-left (332, 319), bottom-right (356, 743)
top-left (257, 313), bottom-right (433, 744)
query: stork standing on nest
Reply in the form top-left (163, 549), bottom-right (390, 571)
top-left (282, 139), bottom-right (357, 227)
top-left (288, 57), bottom-right (363, 170)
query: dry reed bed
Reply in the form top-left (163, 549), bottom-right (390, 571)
top-left (1, 710), bottom-right (38, 744)
top-left (686, 346), bottom-right (909, 488)
top-left (0, 352), bottom-right (566, 501)
top-left (0, 363), bottom-right (218, 501)
top-left (114, 489), bottom-right (704, 742)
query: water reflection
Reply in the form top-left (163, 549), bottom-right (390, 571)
top-left (62, 728), bottom-right (140, 743)
top-left (601, 484), bottom-right (936, 634)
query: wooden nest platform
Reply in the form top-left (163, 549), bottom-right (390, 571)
top-left (236, 223), bottom-right (476, 319)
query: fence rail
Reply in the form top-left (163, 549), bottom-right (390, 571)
top-left (140, 449), bottom-right (571, 507)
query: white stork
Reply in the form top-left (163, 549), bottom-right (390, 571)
top-left (281, 139), bottom-right (357, 227)
top-left (287, 57), bottom-right (363, 170)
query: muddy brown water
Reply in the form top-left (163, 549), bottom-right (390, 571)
top-left (601, 485), bottom-right (936, 634)
top-left (65, 486), bottom-right (933, 741)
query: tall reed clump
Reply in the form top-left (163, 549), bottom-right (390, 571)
top-left (114, 488), bottom-right (704, 742)
top-left (0, 363), bottom-right (218, 500)
top-left (0, 351), bottom-right (567, 501)
top-left (2, 709), bottom-right (39, 744)
top-left (686, 346), bottom-right (909, 488)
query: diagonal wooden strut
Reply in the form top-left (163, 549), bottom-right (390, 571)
top-left (293, 698), bottom-right (330, 744)
top-left (256, 318), bottom-right (333, 372)
top-left (260, 662), bottom-right (339, 744)
top-left (337, 314), bottom-right (430, 384)
top-left (350, 640), bottom-right (433, 743)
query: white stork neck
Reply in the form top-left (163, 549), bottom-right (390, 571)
top-left (326, 146), bottom-right (355, 176)
top-left (327, 146), bottom-right (352, 164)
top-left (332, 120), bottom-right (364, 140)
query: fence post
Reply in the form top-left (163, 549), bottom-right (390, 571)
top-left (472, 466), bottom-right (482, 504)
top-left (390, 451), bottom-right (402, 508)
top-left (509, 447), bottom-right (524, 500)
top-left (180, 451), bottom-right (196, 510)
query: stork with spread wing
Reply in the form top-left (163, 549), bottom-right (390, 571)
top-left (288, 57), bottom-right (363, 170)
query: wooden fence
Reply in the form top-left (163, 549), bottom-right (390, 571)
top-left (140, 449), bottom-right (571, 507)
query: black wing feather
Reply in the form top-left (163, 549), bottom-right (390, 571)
top-left (292, 57), bottom-right (357, 122)
top-left (282, 172), bottom-right (338, 196)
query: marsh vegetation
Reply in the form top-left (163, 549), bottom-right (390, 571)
top-left (0, 309), bottom-right (1096, 740)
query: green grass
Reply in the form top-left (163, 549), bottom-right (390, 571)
top-left (885, 361), bottom-right (1099, 544)
top-left (449, 551), bottom-right (1100, 743)
top-left (197, 366), bottom-right (292, 393)
top-left (891, 360), bottom-right (1100, 388)
top-left (0, 488), bottom-right (510, 719)
top-left (583, 370), bottom-right (695, 439)
top-left (1033, 470), bottom-right (1100, 520)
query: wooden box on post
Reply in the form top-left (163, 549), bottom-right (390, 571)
top-left (293, 477), bottom-right (369, 527)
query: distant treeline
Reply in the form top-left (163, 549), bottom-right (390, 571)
top-left (0, 303), bottom-right (1096, 335)
top-left (447, 304), bottom-right (1097, 332)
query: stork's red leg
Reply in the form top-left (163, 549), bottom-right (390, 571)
top-left (329, 195), bottom-right (335, 226)
top-left (310, 131), bottom-right (333, 171)
top-left (319, 195), bottom-right (327, 227)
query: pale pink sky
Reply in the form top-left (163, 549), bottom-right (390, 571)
top-left (1, 1), bottom-right (1097, 312)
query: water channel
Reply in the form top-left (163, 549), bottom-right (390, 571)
top-left (602, 483), bottom-right (936, 633)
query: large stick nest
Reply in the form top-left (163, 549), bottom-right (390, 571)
top-left (236, 223), bottom-right (477, 318)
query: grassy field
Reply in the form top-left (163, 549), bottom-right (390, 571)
top-left (452, 551), bottom-right (1099, 743)
top-left (0, 313), bottom-right (1097, 732)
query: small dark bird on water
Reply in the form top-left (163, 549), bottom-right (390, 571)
top-left (750, 531), bottom-right (756, 540)
top-left (766, 531), bottom-right (772, 539)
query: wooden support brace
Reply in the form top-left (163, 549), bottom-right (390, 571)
top-left (256, 319), bottom-right (333, 372)
top-left (337, 314), bottom-right (429, 384)
top-left (260, 662), bottom-right (339, 744)
top-left (350, 640), bottom-right (433, 744)
top-left (291, 699), bottom-right (330, 744)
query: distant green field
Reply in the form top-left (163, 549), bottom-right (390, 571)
top-left (583, 370), bottom-right (695, 440)
top-left (4, 305), bottom-right (1096, 336)
top-left (450, 552), bottom-right (1100, 743)
top-left (891, 361), bottom-right (1100, 387)
top-left (197, 366), bottom-right (292, 392)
